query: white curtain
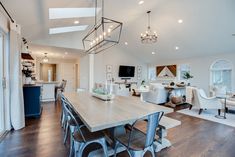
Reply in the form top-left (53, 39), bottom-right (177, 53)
top-left (8, 22), bottom-right (25, 130)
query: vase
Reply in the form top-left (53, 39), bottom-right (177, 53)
top-left (25, 77), bottom-right (32, 84)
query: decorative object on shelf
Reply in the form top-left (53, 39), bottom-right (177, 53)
top-left (22, 61), bottom-right (34, 84)
top-left (176, 82), bottom-right (186, 87)
top-left (141, 80), bottom-right (145, 86)
top-left (141, 11), bottom-right (157, 44)
top-left (82, 0), bottom-right (123, 54)
top-left (137, 65), bottom-right (142, 80)
top-left (42, 53), bottom-right (49, 63)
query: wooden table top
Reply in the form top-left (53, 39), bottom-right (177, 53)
top-left (63, 92), bottom-right (173, 132)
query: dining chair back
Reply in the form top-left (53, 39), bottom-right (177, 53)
top-left (114, 111), bottom-right (164, 157)
top-left (63, 100), bottom-right (86, 142)
top-left (145, 111), bottom-right (163, 147)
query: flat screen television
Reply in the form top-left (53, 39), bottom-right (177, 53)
top-left (118, 65), bottom-right (135, 78)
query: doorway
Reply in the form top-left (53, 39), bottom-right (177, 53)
top-left (40, 63), bottom-right (57, 82)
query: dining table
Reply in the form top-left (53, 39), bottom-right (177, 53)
top-left (63, 91), bottom-right (173, 156)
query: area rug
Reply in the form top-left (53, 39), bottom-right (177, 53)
top-left (177, 108), bottom-right (235, 127)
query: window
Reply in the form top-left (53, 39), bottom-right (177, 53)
top-left (210, 60), bottom-right (232, 91)
top-left (179, 64), bottom-right (191, 81)
top-left (148, 65), bottom-right (156, 81)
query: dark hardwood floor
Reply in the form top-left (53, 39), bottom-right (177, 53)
top-left (1, 101), bottom-right (235, 157)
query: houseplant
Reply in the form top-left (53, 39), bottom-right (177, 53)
top-left (183, 72), bottom-right (193, 86)
top-left (22, 68), bottom-right (33, 84)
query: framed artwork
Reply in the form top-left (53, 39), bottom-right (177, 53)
top-left (106, 73), bottom-right (112, 81)
top-left (106, 65), bottom-right (112, 73)
top-left (137, 66), bottom-right (142, 73)
top-left (156, 64), bottom-right (177, 78)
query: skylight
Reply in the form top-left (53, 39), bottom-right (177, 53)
top-left (49, 25), bottom-right (88, 34)
top-left (49, 8), bottom-right (101, 19)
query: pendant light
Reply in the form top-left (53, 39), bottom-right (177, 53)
top-left (82, 0), bottom-right (123, 54)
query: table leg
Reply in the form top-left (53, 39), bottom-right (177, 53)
top-left (154, 127), bottom-right (172, 152)
top-left (88, 126), bottom-right (126, 157)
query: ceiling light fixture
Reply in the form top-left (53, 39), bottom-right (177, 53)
top-left (175, 46), bottom-right (179, 50)
top-left (141, 11), bottom-right (157, 44)
top-left (82, 0), bottom-right (123, 54)
top-left (65, 52), bottom-right (68, 55)
top-left (138, 1), bottom-right (144, 5)
top-left (125, 42), bottom-right (128, 45)
top-left (43, 53), bottom-right (49, 62)
top-left (178, 19), bottom-right (183, 24)
top-left (152, 52), bottom-right (156, 55)
top-left (74, 20), bottom-right (79, 24)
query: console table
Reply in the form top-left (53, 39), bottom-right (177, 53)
top-left (115, 81), bottom-right (137, 91)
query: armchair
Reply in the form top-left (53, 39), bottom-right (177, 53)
top-left (192, 88), bottom-right (223, 115)
top-left (142, 83), bottom-right (167, 104)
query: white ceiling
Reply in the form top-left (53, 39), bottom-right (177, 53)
top-left (29, 44), bottom-right (83, 59)
top-left (2, 0), bottom-right (235, 63)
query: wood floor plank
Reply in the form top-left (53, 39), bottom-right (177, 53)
top-left (0, 102), bottom-right (235, 157)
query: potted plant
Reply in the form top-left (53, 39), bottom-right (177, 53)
top-left (183, 72), bottom-right (193, 86)
top-left (22, 68), bottom-right (32, 84)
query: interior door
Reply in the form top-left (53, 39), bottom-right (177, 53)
top-left (61, 63), bottom-right (76, 92)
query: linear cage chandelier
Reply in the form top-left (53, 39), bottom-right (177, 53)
top-left (140, 11), bottom-right (157, 44)
top-left (82, 0), bottom-right (123, 54)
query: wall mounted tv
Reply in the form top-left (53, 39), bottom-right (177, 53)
top-left (118, 65), bottom-right (135, 78)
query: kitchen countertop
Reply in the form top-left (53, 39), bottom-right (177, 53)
top-left (36, 81), bottom-right (59, 84)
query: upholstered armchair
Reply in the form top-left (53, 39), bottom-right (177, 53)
top-left (191, 88), bottom-right (223, 115)
top-left (142, 83), bottom-right (168, 104)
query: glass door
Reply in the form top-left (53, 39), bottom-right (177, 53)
top-left (0, 31), bottom-right (5, 136)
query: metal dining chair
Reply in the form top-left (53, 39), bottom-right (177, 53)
top-left (60, 95), bottom-right (84, 157)
top-left (63, 100), bottom-right (109, 157)
top-left (114, 111), bottom-right (164, 157)
top-left (60, 94), bottom-right (67, 129)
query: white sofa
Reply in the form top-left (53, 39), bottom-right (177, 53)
top-left (142, 83), bottom-right (168, 104)
top-left (186, 87), bottom-right (224, 114)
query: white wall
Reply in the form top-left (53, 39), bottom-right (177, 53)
top-left (94, 47), bottom-right (148, 84)
top-left (79, 55), bottom-right (89, 90)
top-left (151, 53), bottom-right (235, 94)
top-left (79, 47), bottom-right (148, 90)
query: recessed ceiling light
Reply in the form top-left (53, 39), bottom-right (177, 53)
top-left (49, 25), bottom-right (88, 34)
top-left (178, 19), bottom-right (183, 24)
top-left (152, 52), bottom-right (156, 55)
top-left (175, 46), bottom-right (179, 50)
top-left (74, 20), bottom-right (79, 24)
top-left (49, 8), bottom-right (101, 19)
top-left (125, 42), bottom-right (128, 45)
top-left (138, 1), bottom-right (144, 5)
top-left (65, 52), bottom-right (68, 55)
